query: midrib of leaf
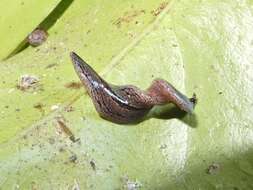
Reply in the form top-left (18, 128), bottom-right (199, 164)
top-left (102, 0), bottom-right (176, 75)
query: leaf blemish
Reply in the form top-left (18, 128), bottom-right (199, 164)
top-left (90, 160), bottom-right (96, 171)
top-left (55, 116), bottom-right (79, 143)
top-left (206, 163), bottom-right (221, 175)
top-left (151, 2), bottom-right (168, 16)
top-left (45, 63), bottom-right (58, 69)
top-left (113, 9), bottom-right (145, 28)
top-left (33, 103), bottom-right (45, 115)
top-left (64, 82), bottom-right (82, 89)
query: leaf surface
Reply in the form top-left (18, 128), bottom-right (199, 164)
top-left (0, 0), bottom-right (253, 189)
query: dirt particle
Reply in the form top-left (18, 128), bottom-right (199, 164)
top-left (55, 116), bottom-right (78, 143)
top-left (64, 106), bottom-right (75, 112)
top-left (27, 28), bottom-right (48, 47)
top-left (64, 82), bottom-right (82, 89)
top-left (69, 154), bottom-right (77, 163)
top-left (151, 2), bottom-right (168, 16)
top-left (48, 137), bottom-right (55, 145)
top-left (22, 135), bottom-right (27, 140)
top-left (113, 10), bottom-right (145, 28)
top-left (45, 63), bottom-right (57, 69)
top-left (160, 144), bottom-right (167, 149)
top-left (218, 91), bottom-right (223, 95)
top-left (90, 160), bottom-right (96, 171)
top-left (190, 93), bottom-right (197, 106)
top-left (206, 163), bottom-right (220, 175)
top-left (33, 103), bottom-right (45, 114)
top-left (59, 147), bottom-right (65, 152)
top-left (17, 75), bottom-right (39, 91)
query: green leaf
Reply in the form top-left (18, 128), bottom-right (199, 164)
top-left (1, 0), bottom-right (253, 189)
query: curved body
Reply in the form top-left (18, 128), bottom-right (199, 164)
top-left (70, 52), bottom-right (195, 123)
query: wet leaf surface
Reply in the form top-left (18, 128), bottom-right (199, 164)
top-left (0, 0), bottom-right (253, 189)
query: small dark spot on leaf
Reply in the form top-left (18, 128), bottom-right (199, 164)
top-left (64, 106), bottom-right (75, 112)
top-left (45, 63), bottom-right (57, 69)
top-left (90, 160), bottom-right (96, 170)
top-left (48, 137), bottom-right (55, 145)
top-left (190, 93), bottom-right (197, 105)
top-left (33, 103), bottom-right (45, 115)
top-left (69, 135), bottom-right (80, 143)
top-left (59, 147), bottom-right (65, 152)
top-left (206, 163), bottom-right (220, 175)
top-left (55, 116), bottom-right (78, 143)
top-left (69, 154), bottom-right (77, 163)
top-left (64, 82), bottom-right (82, 89)
top-left (160, 144), bottom-right (167, 149)
top-left (33, 103), bottom-right (43, 109)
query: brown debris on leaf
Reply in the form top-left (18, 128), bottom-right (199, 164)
top-left (206, 163), bottom-right (221, 175)
top-left (55, 116), bottom-right (79, 143)
top-left (27, 28), bottom-right (48, 47)
top-left (114, 10), bottom-right (145, 28)
top-left (69, 153), bottom-right (78, 163)
top-left (33, 103), bottom-right (45, 115)
top-left (151, 2), bottom-right (168, 16)
top-left (64, 106), bottom-right (75, 112)
top-left (17, 74), bottom-right (39, 91)
top-left (190, 93), bottom-right (197, 106)
top-left (64, 82), bottom-right (82, 89)
top-left (90, 160), bottom-right (96, 171)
